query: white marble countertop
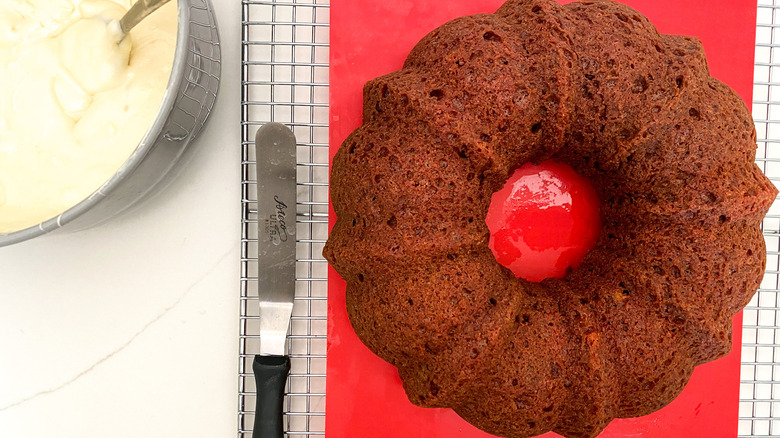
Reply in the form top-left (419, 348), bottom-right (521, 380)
top-left (0, 1), bottom-right (242, 436)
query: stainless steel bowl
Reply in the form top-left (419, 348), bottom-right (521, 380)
top-left (0, 0), bottom-right (221, 247)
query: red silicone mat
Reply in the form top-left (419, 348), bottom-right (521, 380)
top-left (327, 1), bottom-right (757, 436)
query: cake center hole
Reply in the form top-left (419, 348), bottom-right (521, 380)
top-left (486, 160), bottom-right (601, 282)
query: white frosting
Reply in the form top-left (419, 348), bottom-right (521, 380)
top-left (0, 0), bottom-right (177, 233)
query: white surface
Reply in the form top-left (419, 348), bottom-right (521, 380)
top-left (0, 0), bottom-right (241, 436)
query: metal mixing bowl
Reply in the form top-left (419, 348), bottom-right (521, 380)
top-left (0, 0), bottom-right (221, 247)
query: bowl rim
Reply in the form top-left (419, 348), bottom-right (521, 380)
top-left (0, 0), bottom-right (191, 247)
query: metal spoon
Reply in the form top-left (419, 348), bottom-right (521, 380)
top-left (118, 0), bottom-right (172, 36)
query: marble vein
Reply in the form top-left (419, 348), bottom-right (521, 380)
top-left (0, 244), bottom-right (236, 412)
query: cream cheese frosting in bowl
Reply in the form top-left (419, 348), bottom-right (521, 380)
top-left (0, 0), bottom-right (220, 246)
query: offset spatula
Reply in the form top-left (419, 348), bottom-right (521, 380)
top-left (252, 122), bottom-right (297, 438)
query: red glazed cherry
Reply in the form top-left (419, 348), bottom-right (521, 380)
top-left (486, 160), bottom-right (601, 282)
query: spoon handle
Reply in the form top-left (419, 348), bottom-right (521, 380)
top-left (119, 0), bottom-right (172, 35)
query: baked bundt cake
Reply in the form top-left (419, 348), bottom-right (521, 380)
top-left (323, 0), bottom-right (778, 437)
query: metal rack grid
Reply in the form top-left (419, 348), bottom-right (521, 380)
top-left (239, 0), bottom-right (330, 436)
top-left (740, 1), bottom-right (780, 436)
top-left (240, 0), bottom-right (780, 437)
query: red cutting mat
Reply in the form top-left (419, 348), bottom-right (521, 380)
top-left (326, 1), bottom-right (757, 436)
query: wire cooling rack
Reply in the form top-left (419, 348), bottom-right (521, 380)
top-left (740, 1), bottom-right (780, 436)
top-left (239, 0), bottom-right (330, 436)
top-left (240, 1), bottom-right (780, 437)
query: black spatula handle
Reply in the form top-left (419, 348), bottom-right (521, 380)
top-left (252, 355), bottom-right (290, 438)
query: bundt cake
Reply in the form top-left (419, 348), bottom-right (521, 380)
top-left (323, 0), bottom-right (778, 437)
